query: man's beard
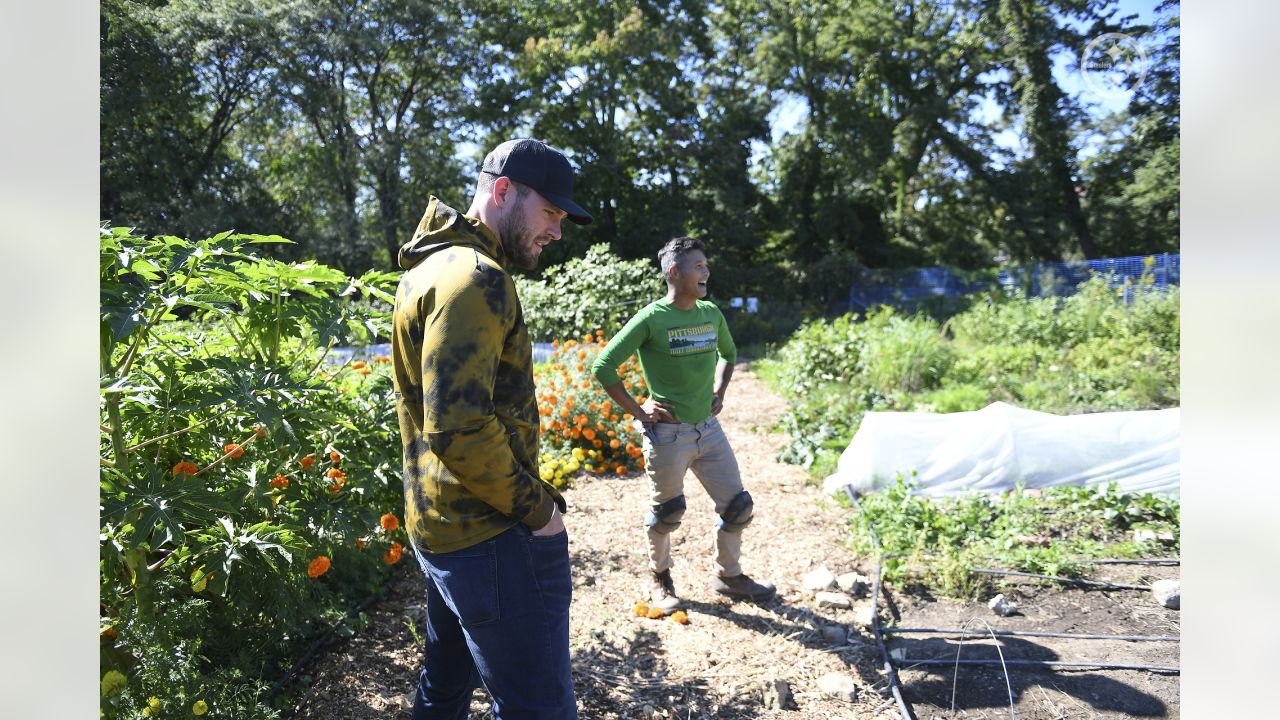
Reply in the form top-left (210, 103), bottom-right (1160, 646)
top-left (497, 205), bottom-right (541, 270)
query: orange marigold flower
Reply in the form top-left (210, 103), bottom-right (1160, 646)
top-left (559, 408), bottom-right (570, 419)
top-left (101, 625), bottom-right (119, 639)
top-left (633, 601), bottom-right (649, 617)
top-left (601, 401), bottom-right (613, 414)
top-left (356, 539), bottom-right (368, 549)
top-left (577, 350), bottom-right (587, 360)
top-left (582, 428), bottom-right (596, 441)
top-left (592, 439), bottom-right (602, 449)
top-left (623, 413), bottom-right (633, 421)
top-left (307, 556), bottom-right (331, 578)
top-left (171, 461), bottom-right (199, 477)
top-left (270, 474), bottom-right (289, 490)
top-left (611, 414), bottom-right (620, 422)
top-left (575, 363), bottom-right (584, 372)
top-left (384, 543), bottom-right (403, 564)
top-left (380, 512), bottom-right (400, 532)
top-left (329, 451), bottom-right (342, 464)
top-left (589, 402), bottom-right (598, 412)
top-left (376, 355), bottom-right (391, 363)
top-left (328, 481), bottom-right (344, 494)
top-left (351, 360), bottom-right (366, 369)
top-left (327, 468), bottom-right (345, 479)
top-left (300, 454), bottom-right (315, 469)
top-left (671, 610), bottom-right (689, 624)
top-left (614, 465), bottom-right (625, 474)
top-left (551, 340), bottom-right (559, 348)
top-left (610, 439), bottom-right (620, 449)
top-left (223, 443), bottom-right (244, 458)
top-left (358, 368), bottom-right (372, 375)
top-left (254, 426), bottom-right (266, 438)
top-left (646, 606), bottom-right (665, 619)
top-left (582, 333), bottom-right (593, 344)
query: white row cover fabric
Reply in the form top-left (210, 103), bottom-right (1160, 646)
top-left (823, 402), bottom-right (1179, 497)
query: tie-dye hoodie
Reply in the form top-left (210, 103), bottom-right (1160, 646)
top-left (391, 196), bottom-right (564, 553)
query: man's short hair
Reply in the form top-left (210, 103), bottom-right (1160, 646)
top-left (658, 236), bottom-right (705, 276)
top-left (475, 172), bottom-right (532, 200)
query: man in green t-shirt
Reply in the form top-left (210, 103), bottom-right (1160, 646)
top-left (591, 236), bottom-right (776, 613)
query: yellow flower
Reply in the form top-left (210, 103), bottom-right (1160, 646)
top-left (193, 699), bottom-right (209, 715)
top-left (571, 448), bottom-right (585, 461)
top-left (100, 669), bottom-right (127, 697)
top-left (540, 467), bottom-right (553, 482)
top-left (147, 697), bottom-right (162, 712)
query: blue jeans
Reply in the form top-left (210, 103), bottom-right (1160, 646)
top-left (411, 524), bottom-right (576, 719)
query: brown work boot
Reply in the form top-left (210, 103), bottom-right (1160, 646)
top-left (712, 573), bottom-right (776, 600)
top-left (649, 569), bottom-right (681, 614)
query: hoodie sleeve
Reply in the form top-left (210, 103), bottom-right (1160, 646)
top-left (416, 259), bottom-right (555, 529)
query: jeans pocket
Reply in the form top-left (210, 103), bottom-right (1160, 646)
top-left (649, 423), bottom-right (679, 446)
top-left (424, 541), bottom-right (500, 627)
top-left (528, 528), bottom-right (568, 543)
top-left (524, 531), bottom-right (572, 611)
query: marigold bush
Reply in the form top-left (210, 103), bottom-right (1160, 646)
top-left (533, 333), bottom-right (649, 488)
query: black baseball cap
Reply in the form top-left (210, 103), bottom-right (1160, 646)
top-left (481, 139), bottom-right (593, 225)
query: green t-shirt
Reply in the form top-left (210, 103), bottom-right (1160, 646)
top-left (591, 299), bottom-right (737, 425)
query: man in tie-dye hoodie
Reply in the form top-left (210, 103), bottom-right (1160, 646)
top-left (391, 139), bottom-right (591, 719)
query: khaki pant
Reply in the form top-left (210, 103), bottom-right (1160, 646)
top-left (639, 415), bottom-right (745, 577)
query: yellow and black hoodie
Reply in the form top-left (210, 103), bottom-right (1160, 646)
top-left (391, 196), bottom-right (564, 554)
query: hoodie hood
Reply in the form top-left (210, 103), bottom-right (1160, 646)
top-left (398, 196), bottom-right (506, 271)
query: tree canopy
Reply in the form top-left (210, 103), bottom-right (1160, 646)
top-left (101, 0), bottom-right (1179, 303)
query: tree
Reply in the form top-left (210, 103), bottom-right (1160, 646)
top-left (1081, 0), bottom-right (1179, 256)
top-left (101, 0), bottom-right (285, 236)
top-left (271, 0), bottom-right (473, 270)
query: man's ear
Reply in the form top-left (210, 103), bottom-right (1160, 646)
top-left (491, 176), bottom-right (514, 208)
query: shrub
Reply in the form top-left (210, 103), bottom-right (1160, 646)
top-left (516, 244), bottom-right (664, 342)
top-left (859, 309), bottom-right (952, 395)
top-left (764, 274), bottom-right (1179, 475)
top-left (100, 228), bottom-right (404, 719)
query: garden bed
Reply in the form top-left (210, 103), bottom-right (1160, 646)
top-left (285, 364), bottom-right (1180, 719)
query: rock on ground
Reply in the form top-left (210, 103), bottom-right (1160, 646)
top-left (1151, 579), bottom-right (1180, 609)
top-left (988, 593), bottom-right (1018, 616)
top-left (817, 672), bottom-right (858, 703)
top-left (803, 566), bottom-right (837, 592)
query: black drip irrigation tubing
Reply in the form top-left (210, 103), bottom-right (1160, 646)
top-left (844, 484), bottom-right (1183, 715)
top-left (896, 659), bottom-right (1180, 673)
top-left (971, 568), bottom-right (1151, 591)
top-left (1083, 558), bottom-right (1179, 565)
top-left (885, 627), bottom-right (1178, 642)
top-left (844, 484), bottom-right (917, 720)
